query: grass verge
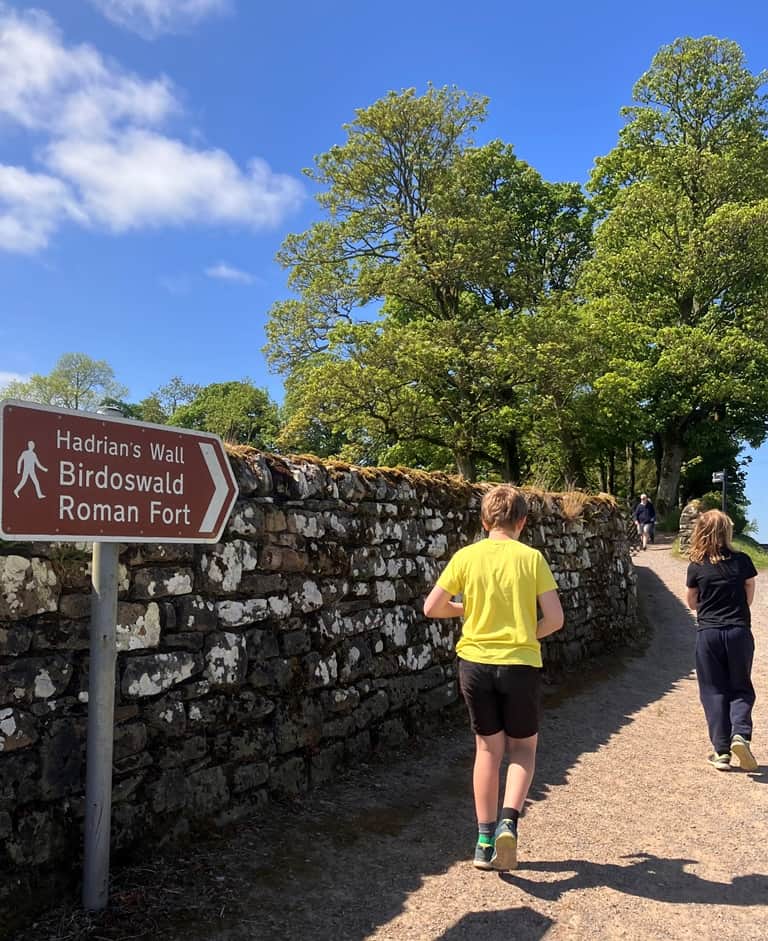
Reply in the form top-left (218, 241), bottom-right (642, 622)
top-left (671, 533), bottom-right (768, 570)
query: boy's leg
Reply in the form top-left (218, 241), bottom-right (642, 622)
top-left (491, 666), bottom-right (541, 870)
top-left (502, 733), bottom-right (538, 812)
top-left (491, 734), bottom-right (537, 871)
top-left (473, 731), bottom-right (506, 822)
top-left (458, 660), bottom-right (505, 867)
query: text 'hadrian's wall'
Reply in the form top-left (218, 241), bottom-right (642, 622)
top-left (0, 452), bottom-right (638, 891)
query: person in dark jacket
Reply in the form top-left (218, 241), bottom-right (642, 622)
top-left (632, 493), bottom-right (656, 550)
top-left (686, 509), bottom-right (758, 771)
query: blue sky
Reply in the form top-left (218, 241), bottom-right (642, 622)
top-left (1, 0), bottom-right (767, 534)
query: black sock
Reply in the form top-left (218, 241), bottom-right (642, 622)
top-left (501, 807), bottom-right (520, 823)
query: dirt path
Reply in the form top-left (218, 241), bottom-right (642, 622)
top-left (19, 542), bottom-right (768, 941)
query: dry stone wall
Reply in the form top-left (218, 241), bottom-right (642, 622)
top-left (0, 452), bottom-right (637, 894)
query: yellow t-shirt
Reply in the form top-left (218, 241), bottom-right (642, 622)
top-left (437, 538), bottom-right (557, 667)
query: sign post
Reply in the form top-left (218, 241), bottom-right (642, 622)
top-left (0, 400), bottom-right (238, 910)
top-left (712, 470), bottom-right (727, 513)
top-left (83, 540), bottom-right (119, 910)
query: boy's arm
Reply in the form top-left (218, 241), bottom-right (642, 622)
top-left (745, 577), bottom-right (756, 607)
top-left (536, 590), bottom-right (564, 639)
top-left (686, 587), bottom-right (699, 611)
top-left (423, 585), bottom-right (464, 619)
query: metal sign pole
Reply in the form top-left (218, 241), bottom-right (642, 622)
top-left (82, 541), bottom-right (120, 911)
top-left (722, 471), bottom-right (727, 514)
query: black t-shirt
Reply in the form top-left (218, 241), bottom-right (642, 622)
top-left (686, 551), bottom-right (758, 630)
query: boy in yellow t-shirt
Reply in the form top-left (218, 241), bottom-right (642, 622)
top-left (424, 485), bottom-right (563, 871)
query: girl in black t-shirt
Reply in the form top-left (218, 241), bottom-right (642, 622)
top-left (686, 510), bottom-right (758, 771)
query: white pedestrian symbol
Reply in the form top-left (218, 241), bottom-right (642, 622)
top-left (14, 440), bottom-right (48, 499)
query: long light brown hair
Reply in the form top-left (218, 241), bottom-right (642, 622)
top-left (688, 509), bottom-right (734, 564)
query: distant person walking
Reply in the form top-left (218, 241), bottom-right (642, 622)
top-left (685, 509), bottom-right (758, 772)
top-left (633, 493), bottom-right (656, 550)
top-left (13, 440), bottom-right (48, 499)
top-left (424, 485), bottom-right (564, 871)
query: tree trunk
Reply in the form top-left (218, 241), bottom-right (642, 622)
top-left (652, 432), bottom-right (663, 491)
top-left (598, 458), bottom-right (607, 493)
top-left (626, 443), bottom-right (636, 501)
top-left (608, 451), bottom-right (616, 495)
top-left (500, 431), bottom-right (521, 483)
top-left (655, 428), bottom-right (686, 514)
top-left (561, 428), bottom-right (588, 489)
top-left (455, 451), bottom-right (477, 481)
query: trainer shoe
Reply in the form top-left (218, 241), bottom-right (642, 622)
top-left (707, 752), bottom-right (732, 771)
top-left (731, 735), bottom-right (758, 771)
top-left (491, 819), bottom-right (518, 871)
top-left (473, 842), bottom-right (494, 870)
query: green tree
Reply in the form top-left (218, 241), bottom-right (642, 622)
top-left (585, 36), bottom-right (768, 511)
top-left (154, 376), bottom-right (201, 415)
top-left (267, 87), bottom-right (592, 479)
top-left (2, 353), bottom-right (128, 411)
top-left (169, 381), bottom-right (279, 447)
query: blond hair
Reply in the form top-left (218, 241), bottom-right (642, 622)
top-left (481, 484), bottom-right (528, 531)
top-left (688, 509), bottom-right (734, 564)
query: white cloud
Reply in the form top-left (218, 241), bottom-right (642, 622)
top-left (0, 370), bottom-right (32, 387)
top-left (0, 165), bottom-right (83, 253)
top-left (47, 131), bottom-right (303, 231)
top-left (0, 8), bottom-right (175, 134)
top-left (89, 0), bottom-right (228, 38)
top-left (0, 6), bottom-right (303, 252)
top-left (205, 262), bottom-right (256, 285)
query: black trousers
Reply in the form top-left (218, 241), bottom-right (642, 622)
top-left (695, 626), bottom-right (756, 754)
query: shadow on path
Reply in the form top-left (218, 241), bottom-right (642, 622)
top-left (530, 563), bottom-right (697, 803)
top-left (434, 907), bottom-right (554, 940)
top-left (17, 557), bottom-right (710, 941)
top-left (502, 853), bottom-right (768, 907)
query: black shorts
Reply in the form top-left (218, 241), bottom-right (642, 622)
top-left (458, 659), bottom-right (542, 738)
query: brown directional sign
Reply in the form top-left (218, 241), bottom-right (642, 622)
top-left (0, 400), bottom-right (238, 543)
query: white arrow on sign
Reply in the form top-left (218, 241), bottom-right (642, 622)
top-left (199, 442), bottom-right (230, 533)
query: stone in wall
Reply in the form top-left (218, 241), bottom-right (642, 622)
top-left (200, 540), bottom-right (260, 594)
top-left (132, 567), bottom-right (194, 600)
top-left (176, 595), bottom-right (217, 632)
top-left (116, 602), bottom-right (161, 651)
top-left (204, 632), bottom-right (248, 687)
top-left (216, 598), bottom-right (269, 628)
top-left (0, 623), bottom-right (32, 656)
top-left (0, 655), bottom-right (73, 704)
top-left (678, 500), bottom-right (701, 555)
top-left (122, 652), bottom-right (201, 698)
top-left (0, 556), bottom-right (60, 620)
top-left (0, 708), bottom-right (37, 752)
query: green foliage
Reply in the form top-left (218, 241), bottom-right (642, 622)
top-left (584, 36), bottom-right (768, 510)
top-left (698, 489), bottom-right (751, 535)
top-left (657, 507), bottom-right (682, 532)
top-left (2, 353), bottom-right (128, 411)
top-left (169, 381), bottom-right (279, 447)
top-left (154, 377), bottom-right (201, 415)
top-left (266, 86), bottom-right (592, 480)
top-left (135, 394), bottom-right (167, 424)
top-left (732, 534), bottom-right (768, 569)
